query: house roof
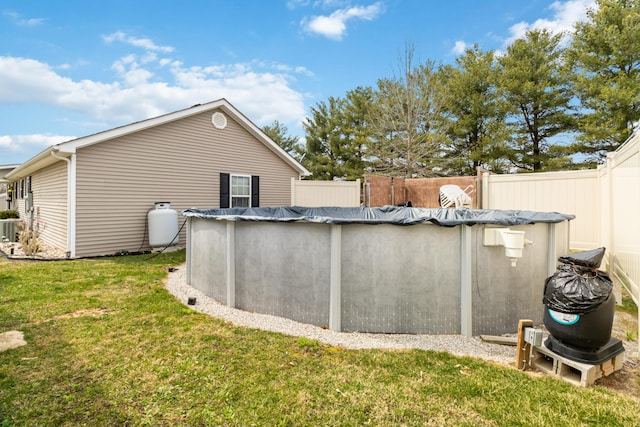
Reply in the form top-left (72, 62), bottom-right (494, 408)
top-left (0, 164), bottom-right (20, 184)
top-left (4, 98), bottom-right (311, 180)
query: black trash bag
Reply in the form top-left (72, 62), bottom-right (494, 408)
top-left (543, 248), bottom-right (613, 314)
top-left (558, 247), bottom-right (606, 269)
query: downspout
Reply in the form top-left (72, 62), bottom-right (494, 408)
top-left (51, 149), bottom-right (76, 258)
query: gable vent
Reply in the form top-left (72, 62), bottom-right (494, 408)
top-left (211, 112), bottom-right (227, 129)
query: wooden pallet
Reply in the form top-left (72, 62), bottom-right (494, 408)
top-left (530, 342), bottom-right (624, 387)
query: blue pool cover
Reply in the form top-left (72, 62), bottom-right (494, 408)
top-left (183, 206), bottom-right (574, 227)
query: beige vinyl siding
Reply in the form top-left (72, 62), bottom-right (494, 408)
top-left (11, 183), bottom-right (25, 219)
top-left (74, 108), bottom-right (299, 257)
top-left (8, 162), bottom-right (67, 251)
top-left (12, 198), bottom-right (26, 225)
top-left (31, 161), bottom-right (68, 252)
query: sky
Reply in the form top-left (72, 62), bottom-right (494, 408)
top-left (0, 0), bottom-right (597, 165)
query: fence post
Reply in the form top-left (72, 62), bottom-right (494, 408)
top-left (547, 223), bottom-right (557, 277)
top-left (329, 225), bottom-right (342, 332)
top-left (607, 153), bottom-right (621, 305)
top-left (481, 172), bottom-right (490, 209)
top-left (186, 217), bottom-right (191, 286)
top-left (460, 225), bottom-right (472, 337)
top-left (226, 221), bottom-right (236, 308)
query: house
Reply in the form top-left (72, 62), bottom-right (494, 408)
top-left (0, 164), bottom-right (20, 211)
top-left (2, 99), bottom-right (310, 257)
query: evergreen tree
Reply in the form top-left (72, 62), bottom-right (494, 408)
top-left (499, 29), bottom-right (576, 171)
top-left (569, 0), bottom-right (640, 161)
top-left (302, 88), bottom-right (373, 180)
top-left (341, 86), bottom-right (374, 178)
top-left (440, 46), bottom-right (510, 175)
top-left (262, 120), bottom-right (302, 160)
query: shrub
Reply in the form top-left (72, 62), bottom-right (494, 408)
top-left (17, 221), bottom-right (40, 256)
top-left (0, 210), bottom-right (19, 219)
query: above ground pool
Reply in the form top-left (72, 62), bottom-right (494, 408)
top-left (183, 206), bottom-right (573, 336)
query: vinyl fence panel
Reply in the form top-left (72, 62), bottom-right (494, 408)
top-left (291, 178), bottom-right (360, 207)
top-left (482, 169), bottom-right (600, 250)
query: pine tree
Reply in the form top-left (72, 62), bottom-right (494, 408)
top-left (302, 88), bottom-right (373, 180)
top-left (499, 29), bottom-right (576, 171)
top-left (440, 46), bottom-right (510, 175)
top-left (569, 0), bottom-right (640, 161)
top-left (262, 120), bottom-right (302, 160)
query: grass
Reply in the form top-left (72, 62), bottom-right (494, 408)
top-left (618, 293), bottom-right (639, 316)
top-left (1, 251), bottom-right (640, 426)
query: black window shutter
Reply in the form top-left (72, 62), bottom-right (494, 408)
top-left (251, 175), bottom-right (259, 207)
top-left (220, 173), bottom-right (230, 208)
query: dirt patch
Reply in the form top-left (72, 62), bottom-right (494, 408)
top-left (48, 308), bottom-right (113, 321)
top-left (596, 357), bottom-right (639, 398)
top-left (0, 330), bottom-right (27, 352)
top-left (597, 310), bottom-right (639, 398)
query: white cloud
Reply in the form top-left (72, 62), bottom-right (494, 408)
top-left (168, 62), bottom-right (306, 124)
top-left (302, 2), bottom-right (384, 40)
top-left (0, 52), bottom-right (308, 150)
top-left (0, 29), bottom-right (313, 161)
top-left (287, 0), bottom-right (311, 9)
top-left (0, 134), bottom-right (76, 153)
top-left (504, 0), bottom-right (596, 46)
top-left (111, 54), bottom-right (155, 86)
top-left (20, 17), bottom-right (46, 26)
top-left (287, 0), bottom-right (346, 9)
top-left (103, 31), bottom-right (174, 53)
top-left (259, 61), bottom-right (315, 77)
top-left (4, 11), bottom-right (46, 27)
top-left (452, 41), bottom-right (468, 55)
top-left (295, 66), bottom-right (315, 77)
top-left (0, 56), bottom-right (106, 105)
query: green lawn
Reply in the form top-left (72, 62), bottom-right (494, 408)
top-left (1, 251), bottom-right (639, 426)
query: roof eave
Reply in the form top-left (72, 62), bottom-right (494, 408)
top-left (4, 98), bottom-right (311, 180)
top-left (4, 147), bottom-right (71, 181)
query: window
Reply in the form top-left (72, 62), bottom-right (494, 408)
top-left (231, 175), bottom-right (250, 207)
top-left (220, 173), bottom-right (260, 208)
top-left (25, 176), bottom-right (33, 211)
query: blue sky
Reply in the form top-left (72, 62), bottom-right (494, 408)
top-left (0, 0), bottom-right (596, 165)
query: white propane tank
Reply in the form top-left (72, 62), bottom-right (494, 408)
top-left (148, 202), bottom-right (179, 249)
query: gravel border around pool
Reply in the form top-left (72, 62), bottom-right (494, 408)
top-left (165, 264), bottom-right (516, 367)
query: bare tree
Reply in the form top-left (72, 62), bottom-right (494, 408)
top-left (367, 43), bottom-right (448, 177)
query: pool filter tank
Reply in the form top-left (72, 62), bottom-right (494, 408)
top-left (148, 202), bottom-right (179, 249)
top-left (542, 248), bottom-right (624, 364)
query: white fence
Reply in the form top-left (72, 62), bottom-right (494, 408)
top-left (602, 134), bottom-right (640, 320)
top-left (483, 132), bottom-right (640, 347)
top-left (482, 168), bottom-right (600, 249)
top-left (291, 178), bottom-right (360, 207)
